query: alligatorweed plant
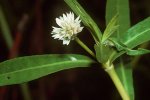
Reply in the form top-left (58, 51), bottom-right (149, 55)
top-left (0, 0), bottom-right (150, 100)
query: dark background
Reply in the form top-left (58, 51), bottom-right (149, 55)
top-left (0, 0), bottom-right (150, 100)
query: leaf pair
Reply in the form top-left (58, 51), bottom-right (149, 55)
top-left (94, 14), bottom-right (119, 64)
top-left (97, 16), bottom-right (150, 63)
top-left (0, 0), bottom-right (150, 90)
top-left (109, 17), bottom-right (150, 58)
top-left (64, 0), bottom-right (150, 64)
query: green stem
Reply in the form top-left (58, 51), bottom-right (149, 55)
top-left (103, 62), bottom-right (130, 100)
top-left (75, 37), bottom-right (95, 57)
top-left (0, 6), bottom-right (13, 49)
top-left (20, 83), bottom-right (32, 100)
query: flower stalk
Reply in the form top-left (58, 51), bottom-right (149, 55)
top-left (75, 37), bottom-right (95, 58)
top-left (51, 11), bottom-right (130, 100)
top-left (103, 62), bottom-right (130, 100)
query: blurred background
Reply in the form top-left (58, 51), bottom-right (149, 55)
top-left (0, 0), bottom-right (150, 100)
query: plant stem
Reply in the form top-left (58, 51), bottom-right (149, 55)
top-left (75, 37), bottom-right (95, 57)
top-left (20, 83), bottom-right (32, 100)
top-left (103, 62), bottom-right (130, 100)
top-left (0, 6), bottom-right (13, 49)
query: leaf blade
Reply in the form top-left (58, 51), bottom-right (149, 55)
top-left (115, 63), bottom-right (134, 100)
top-left (0, 54), bottom-right (94, 86)
top-left (106, 0), bottom-right (134, 100)
top-left (64, 0), bottom-right (102, 42)
top-left (102, 14), bottom-right (119, 43)
top-left (122, 17), bottom-right (150, 48)
top-left (126, 48), bottom-right (150, 55)
top-left (105, 0), bottom-right (131, 62)
top-left (106, 0), bottom-right (130, 35)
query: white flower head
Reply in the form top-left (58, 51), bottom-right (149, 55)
top-left (51, 12), bottom-right (83, 45)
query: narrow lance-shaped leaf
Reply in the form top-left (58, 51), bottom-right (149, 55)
top-left (109, 38), bottom-right (150, 56)
top-left (126, 48), bottom-right (150, 55)
top-left (106, 0), bottom-right (130, 37)
top-left (106, 0), bottom-right (134, 100)
top-left (110, 17), bottom-right (150, 61)
top-left (115, 63), bottom-right (134, 100)
top-left (102, 14), bottom-right (119, 43)
top-left (121, 17), bottom-right (150, 48)
top-left (64, 0), bottom-right (102, 42)
top-left (95, 15), bottom-right (119, 64)
top-left (105, 0), bottom-right (131, 62)
top-left (0, 54), bottom-right (94, 86)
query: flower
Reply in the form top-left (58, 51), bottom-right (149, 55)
top-left (51, 12), bottom-right (83, 45)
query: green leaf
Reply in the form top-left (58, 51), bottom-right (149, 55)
top-left (106, 0), bottom-right (130, 37)
top-left (110, 17), bottom-right (150, 62)
top-left (121, 17), bottom-right (150, 48)
top-left (105, 0), bottom-right (131, 62)
top-left (115, 63), bottom-right (134, 100)
top-left (126, 48), bottom-right (150, 56)
top-left (102, 14), bottom-right (119, 43)
top-left (64, 0), bottom-right (102, 42)
top-left (0, 54), bottom-right (94, 86)
top-left (94, 42), bottom-right (114, 63)
top-left (109, 38), bottom-right (150, 56)
top-left (106, 0), bottom-right (134, 100)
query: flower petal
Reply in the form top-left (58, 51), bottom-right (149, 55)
top-left (56, 18), bottom-right (63, 27)
top-left (51, 12), bottom-right (83, 45)
top-left (63, 39), bottom-right (70, 45)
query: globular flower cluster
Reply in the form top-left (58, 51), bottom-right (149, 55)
top-left (51, 12), bottom-right (83, 45)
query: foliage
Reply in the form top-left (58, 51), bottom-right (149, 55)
top-left (0, 54), bottom-right (94, 86)
top-left (0, 0), bottom-right (150, 100)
